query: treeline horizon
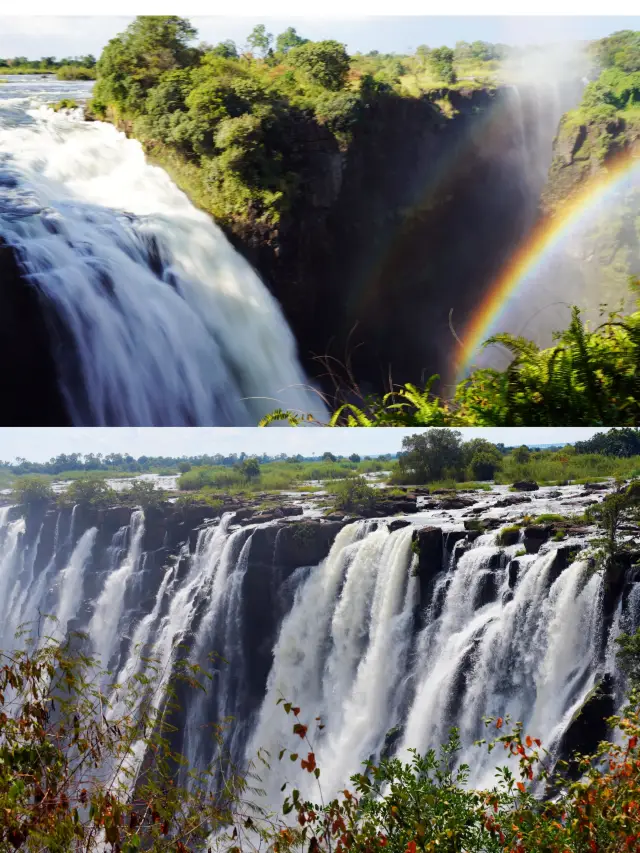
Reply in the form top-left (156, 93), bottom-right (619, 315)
top-left (2, 428), bottom-right (639, 478)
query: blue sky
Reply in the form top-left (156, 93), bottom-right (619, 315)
top-left (0, 428), bottom-right (608, 462)
top-left (1, 16), bottom-right (639, 59)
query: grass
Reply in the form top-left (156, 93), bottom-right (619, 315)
top-left (177, 459), bottom-right (387, 494)
top-left (494, 453), bottom-right (639, 486)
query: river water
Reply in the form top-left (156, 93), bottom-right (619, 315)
top-left (0, 75), bottom-right (323, 425)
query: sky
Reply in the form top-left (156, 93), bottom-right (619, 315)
top-left (1, 16), bottom-right (640, 59)
top-left (0, 427), bottom-right (609, 462)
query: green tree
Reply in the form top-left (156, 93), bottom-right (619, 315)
top-left (585, 481), bottom-right (640, 573)
top-left (323, 452), bottom-right (337, 463)
top-left (61, 477), bottom-right (118, 508)
top-left (93, 16), bottom-right (197, 114)
top-left (287, 40), bottom-right (350, 91)
top-left (349, 453), bottom-right (361, 463)
top-left (332, 476), bottom-right (376, 512)
top-left (177, 460), bottom-right (192, 473)
top-left (469, 450), bottom-right (501, 481)
top-left (124, 479), bottom-right (167, 508)
top-left (426, 46), bottom-right (456, 84)
top-left (240, 457), bottom-right (261, 480)
top-left (247, 24), bottom-right (273, 58)
top-left (12, 475), bottom-right (54, 506)
top-left (276, 27), bottom-right (308, 54)
top-left (397, 429), bottom-right (465, 484)
top-left (211, 39), bottom-right (238, 59)
top-left (512, 445), bottom-right (531, 464)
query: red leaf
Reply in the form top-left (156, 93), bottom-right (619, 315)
top-left (525, 735), bottom-right (532, 748)
top-left (293, 723), bottom-right (308, 739)
top-left (292, 706), bottom-right (300, 716)
top-left (629, 736), bottom-right (638, 750)
top-left (496, 717), bottom-right (503, 729)
top-left (406, 842), bottom-right (417, 853)
top-left (516, 782), bottom-right (525, 794)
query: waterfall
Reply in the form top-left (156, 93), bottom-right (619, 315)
top-left (0, 78), bottom-right (324, 425)
top-left (89, 509), bottom-right (145, 669)
top-left (246, 521), bottom-right (624, 804)
top-left (1, 491), bottom-right (638, 814)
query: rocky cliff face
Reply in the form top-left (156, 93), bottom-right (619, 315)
top-left (539, 110), bottom-right (640, 314)
top-left (223, 83), bottom-right (582, 389)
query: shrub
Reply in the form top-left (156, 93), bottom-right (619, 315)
top-left (121, 479), bottom-right (167, 508)
top-left (12, 475), bottom-right (54, 506)
top-left (59, 477), bottom-right (118, 508)
top-left (287, 40), bottom-right (350, 91)
top-left (50, 98), bottom-right (79, 111)
top-left (331, 476), bottom-right (377, 513)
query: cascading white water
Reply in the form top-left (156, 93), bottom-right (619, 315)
top-left (88, 509), bottom-right (145, 669)
top-left (0, 75), bottom-right (324, 425)
top-left (51, 527), bottom-right (98, 643)
top-left (246, 517), bottom-right (624, 804)
top-left (247, 522), bottom-right (419, 801)
top-left (1, 486), bottom-right (637, 816)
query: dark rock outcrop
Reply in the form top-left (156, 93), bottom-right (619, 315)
top-left (495, 494), bottom-right (532, 507)
top-left (555, 674), bottom-right (616, 780)
top-left (512, 481), bottom-right (540, 492)
top-left (523, 524), bottom-right (552, 553)
top-left (411, 526), bottom-right (444, 606)
top-left (388, 519), bottom-right (412, 533)
top-left (0, 239), bottom-right (72, 424)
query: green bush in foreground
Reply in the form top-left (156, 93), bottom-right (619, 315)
top-left (263, 302), bottom-right (640, 427)
top-left (3, 618), bottom-right (640, 853)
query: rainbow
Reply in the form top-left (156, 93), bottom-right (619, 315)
top-left (455, 147), bottom-right (640, 381)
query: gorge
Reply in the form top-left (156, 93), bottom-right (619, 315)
top-left (0, 61), bottom-right (594, 425)
top-left (2, 478), bottom-right (639, 809)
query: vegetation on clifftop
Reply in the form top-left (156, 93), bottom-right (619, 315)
top-left (89, 17), bottom-right (507, 228)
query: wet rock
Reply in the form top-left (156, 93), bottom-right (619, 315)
top-left (555, 674), bottom-right (615, 781)
top-left (388, 519), bottom-right (412, 533)
top-left (466, 530), bottom-right (483, 543)
top-left (547, 545), bottom-right (582, 586)
top-left (495, 494), bottom-right (532, 507)
top-left (508, 559), bottom-right (521, 589)
top-left (488, 551), bottom-right (506, 570)
top-left (474, 571), bottom-right (498, 608)
top-left (512, 481), bottom-right (540, 492)
top-left (0, 238), bottom-right (73, 424)
top-left (233, 508), bottom-right (255, 523)
top-left (583, 482), bottom-right (608, 492)
top-left (523, 524), bottom-right (551, 554)
top-left (411, 526), bottom-right (444, 605)
top-left (498, 527), bottom-right (520, 546)
top-left (437, 496), bottom-right (477, 510)
top-left (452, 539), bottom-right (472, 565)
top-left (444, 530), bottom-right (467, 552)
top-left (248, 521), bottom-right (346, 575)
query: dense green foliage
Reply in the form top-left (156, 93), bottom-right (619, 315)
top-left (176, 457), bottom-right (388, 498)
top-left (89, 17), bottom-right (507, 228)
top-left (558, 29), bottom-right (640, 164)
top-left (575, 427), bottom-right (640, 456)
top-left (328, 477), bottom-right (377, 513)
top-left (11, 476), bottom-right (54, 506)
top-left (283, 303), bottom-right (640, 427)
top-left (388, 430), bottom-right (640, 487)
top-left (90, 17), bottom-right (364, 225)
top-left (585, 479), bottom-right (640, 573)
top-left (4, 630), bottom-right (640, 853)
